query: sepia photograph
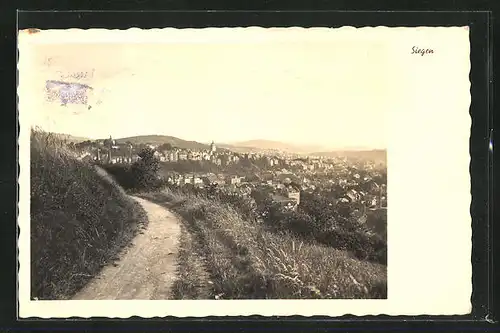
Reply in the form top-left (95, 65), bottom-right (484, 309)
top-left (18, 27), bottom-right (471, 318)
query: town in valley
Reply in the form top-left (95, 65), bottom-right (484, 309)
top-left (70, 135), bottom-right (387, 219)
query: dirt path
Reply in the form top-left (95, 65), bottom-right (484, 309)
top-left (73, 196), bottom-right (181, 300)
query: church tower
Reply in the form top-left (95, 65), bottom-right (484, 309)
top-left (108, 135), bottom-right (113, 163)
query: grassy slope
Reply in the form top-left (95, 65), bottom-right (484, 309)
top-left (30, 130), bottom-right (148, 300)
top-left (140, 190), bottom-right (387, 300)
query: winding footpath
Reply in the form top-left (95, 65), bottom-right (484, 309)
top-left (73, 191), bottom-right (182, 300)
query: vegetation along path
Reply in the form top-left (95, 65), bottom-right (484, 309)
top-left (73, 196), bottom-right (181, 300)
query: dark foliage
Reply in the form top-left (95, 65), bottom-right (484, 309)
top-left (103, 147), bottom-right (165, 192)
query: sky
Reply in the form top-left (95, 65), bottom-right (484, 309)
top-left (20, 28), bottom-right (389, 150)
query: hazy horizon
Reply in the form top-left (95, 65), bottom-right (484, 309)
top-left (45, 129), bottom-right (385, 152)
top-left (22, 28), bottom-right (388, 150)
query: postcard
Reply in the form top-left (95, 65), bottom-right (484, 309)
top-left (17, 26), bottom-right (471, 318)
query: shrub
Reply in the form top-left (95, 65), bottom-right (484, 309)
top-left (103, 147), bottom-right (164, 192)
top-left (102, 164), bottom-right (136, 190)
top-left (131, 147), bottom-right (161, 190)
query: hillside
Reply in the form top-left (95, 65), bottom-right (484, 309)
top-left (30, 129), bottom-right (147, 300)
top-left (113, 135), bottom-right (211, 150)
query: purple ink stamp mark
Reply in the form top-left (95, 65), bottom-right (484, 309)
top-left (45, 80), bottom-right (94, 107)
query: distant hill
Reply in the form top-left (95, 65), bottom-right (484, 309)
top-left (310, 149), bottom-right (387, 163)
top-left (113, 135), bottom-right (211, 150)
top-left (223, 140), bottom-right (325, 154)
top-left (49, 133), bottom-right (386, 162)
top-left (217, 144), bottom-right (263, 154)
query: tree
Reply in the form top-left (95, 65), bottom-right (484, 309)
top-left (131, 147), bottom-right (161, 190)
top-left (137, 147), bottom-right (156, 161)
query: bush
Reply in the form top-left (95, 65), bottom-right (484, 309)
top-left (257, 198), bottom-right (386, 265)
top-left (102, 164), bottom-right (136, 190)
top-left (131, 147), bottom-right (161, 190)
top-left (30, 129), bottom-right (147, 300)
top-left (210, 191), bottom-right (257, 222)
top-left (103, 147), bottom-right (164, 192)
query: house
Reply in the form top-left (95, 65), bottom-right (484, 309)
top-left (202, 175), bottom-right (225, 186)
top-left (188, 151), bottom-right (200, 161)
top-left (153, 150), bottom-right (162, 159)
top-left (167, 151), bottom-right (178, 162)
top-left (337, 197), bottom-right (350, 204)
top-left (227, 176), bottom-right (241, 185)
top-left (346, 189), bottom-right (361, 202)
top-left (192, 176), bottom-right (203, 185)
top-left (173, 178), bottom-right (183, 186)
